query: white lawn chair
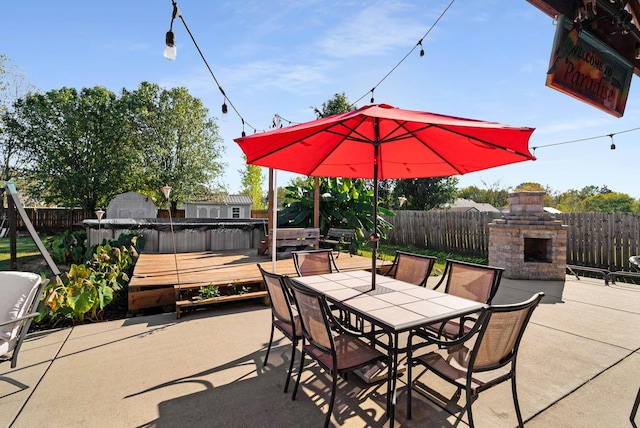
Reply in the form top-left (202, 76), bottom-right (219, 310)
top-left (0, 272), bottom-right (48, 368)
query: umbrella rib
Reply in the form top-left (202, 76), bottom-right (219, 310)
top-left (431, 124), bottom-right (534, 158)
top-left (391, 122), bottom-right (533, 176)
top-left (246, 120), bottom-right (357, 165)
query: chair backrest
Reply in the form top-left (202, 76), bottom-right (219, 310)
top-left (288, 280), bottom-right (334, 355)
top-left (0, 272), bottom-right (44, 340)
top-left (471, 292), bottom-right (543, 372)
top-left (390, 251), bottom-right (436, 287)
top-left (292, 249), bottom-right (340, 277)
top-left (440, 259), bottom-right (504, 304)
top-left (257, 264), bottom-right (295, 326)
top-left (1, 271), bottom-right (48, 368)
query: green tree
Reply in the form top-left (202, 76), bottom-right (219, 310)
top-left (9, 86), bottom-right (137, 210)
top-left (0, 56), bottom-right (37, 181)
top-left (555, 185), bottom-right (599, 212)
top-left (458, 180), bottom-right (510, 208)
top-left (582, 192), bottom-right (635, 212)
top-left (312, 92), bottom-right (354, 118)
top-left (121, 82), bottom-right (226, 212)
top-left (392, 177), bottom-right (459, 210)
top-left (239, 155), bottom-right (265, 209)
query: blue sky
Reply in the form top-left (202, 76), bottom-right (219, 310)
top-left (4, 1), bottom-right (640, 197)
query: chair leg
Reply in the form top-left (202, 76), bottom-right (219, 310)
top-left (511, 375), bottom-right (525, 428)
top-left (325, 370), bottom-right (339, 428)
top-left (283, 341), bottom-right (296, 393)
top-left (466, 388), bottom-right (475, 428)
top-left (292, 349), bottom-right (306, 401)
top-left (406, 358), bottom-right (413, 420)
top-left (631, 386), bottom-right (640, 427)
top-left (264, 324), bottom-right (275, 367)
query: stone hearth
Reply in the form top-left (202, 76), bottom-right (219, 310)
top-left (489, 191), bottom-right (567, 280)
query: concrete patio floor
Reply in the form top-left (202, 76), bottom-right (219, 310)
top-left (1, 273), bottom-right (639, 427)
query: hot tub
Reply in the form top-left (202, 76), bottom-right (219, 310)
top-left (83, 218), bottom-right (267, 253)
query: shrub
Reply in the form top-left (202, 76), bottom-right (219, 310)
top-left (44, 230), bottom-right (88, 264)
top-left (39, 232), bottom-right (144, 325)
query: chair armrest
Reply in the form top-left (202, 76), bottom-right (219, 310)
top-left (409, 308), bottom-right (487, 349)
top-left (0, 312), bottom-right (40, 328)
top-left (431, 272), bottom-right (447, 291)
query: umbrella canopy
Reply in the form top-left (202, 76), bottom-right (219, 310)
top-left (235, 104), bottom-right (536, 288)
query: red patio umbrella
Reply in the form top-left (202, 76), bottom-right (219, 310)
top-left (235, 104), bottom-right (536, 289)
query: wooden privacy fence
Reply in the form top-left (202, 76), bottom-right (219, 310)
top-left (383, 210), bottom-right (640, 272)
top-left (384, 211), bottom-right (501, 258)
top-left (14, 208), bottom-right (93, 232)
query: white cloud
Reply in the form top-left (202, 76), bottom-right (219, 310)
top-left (317, 2), bottom-right (429, 58)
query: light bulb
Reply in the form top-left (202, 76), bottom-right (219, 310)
top-left (164, 45), bottom-right (177, 61)
top-left (164, 31), bottom-right (177, 61)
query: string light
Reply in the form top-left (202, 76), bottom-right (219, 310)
top-left (164, 1), bottom-right (257, 136)
top-left (164, 1), bottom-right (455, 134)
top-left (530, 126), bottom-right (640, 153)
top-left (163, 2), bottom-right (180, 60)
top-left (351, 0), bottom-right (456, 107)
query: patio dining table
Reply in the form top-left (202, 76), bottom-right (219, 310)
top-left (291, 270), bottom-right (487, 427)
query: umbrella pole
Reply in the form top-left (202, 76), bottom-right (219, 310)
top-left (371, 124), bottom-right (380, 291)
top-left (271, 169), bottom-right (278, 272)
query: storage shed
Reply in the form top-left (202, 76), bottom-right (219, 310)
top-left (183, 195), bottom-right (253, 219)
top-left (106, 192), bottom-right (157, 219)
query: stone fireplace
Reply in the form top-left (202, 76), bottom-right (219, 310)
top-left (489, 191), bottom-right (567, 280)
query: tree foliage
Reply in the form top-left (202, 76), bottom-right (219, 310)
top-left (392, 177), bottom-right (459, 210)
top-left (5, 82), bottom-right (225, 212)
top-left (312, 92), bottom-right (354, 118)
top-left (555, 185), bottom-right (599, 212)
top-left (279, 177), bottom-right (394, 239)
top-left (0, 55), bottom-right (37, 181)
top-left (581, 192), bottom-right (635, 212)
top-left (239, 154), bottom-right (265, 209)
top-left (10, 86), bottom-right (137, 210)
top-left (458, 180), bottom-right (510, 208)
top-left (121, 82), bottom-right (226, 212)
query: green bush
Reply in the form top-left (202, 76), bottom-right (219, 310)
top-left (39, 232), bottom-right (144, 325)
top-left (44, 230), bottom-right (88, 264)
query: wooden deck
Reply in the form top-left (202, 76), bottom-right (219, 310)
top-left (128, 250), bottom-right (389, 313)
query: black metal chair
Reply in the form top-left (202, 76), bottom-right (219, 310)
top-left (406, 292), bottom-right (544, 428)
top-left (289, 279), bottom-right (391, 428)
top-left (427, 259), bottom-right (504, 339)
top-left (257, 263), bottom-right (301, 393)
top-left (384, 251), bottom-right (437, 287)
top-left (292, 249), bottom-right (340, 277)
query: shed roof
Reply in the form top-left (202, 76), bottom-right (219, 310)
top-left (184, 194), bottom-right (253, 205)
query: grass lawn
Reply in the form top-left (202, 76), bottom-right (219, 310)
top-left (0, 236), bottom-right (43, 270)
top-left (358, 243), bottom-right (487, 275)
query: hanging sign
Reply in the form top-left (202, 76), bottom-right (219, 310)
top-left (546, 15), bottom-right (633, 117)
